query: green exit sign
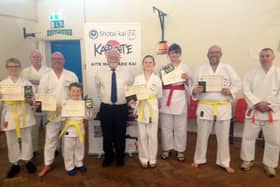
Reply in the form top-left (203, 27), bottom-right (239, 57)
top-left (50, 20), bottom-right (64, 29)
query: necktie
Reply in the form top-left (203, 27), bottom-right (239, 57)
top-left (111, 69), bottom-right (117, 103)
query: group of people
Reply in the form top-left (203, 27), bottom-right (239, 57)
top-left (0, 41), bottom-right (279, 180)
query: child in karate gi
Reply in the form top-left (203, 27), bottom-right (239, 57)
top-left (0, 58), bottom-right (37, 178)
top-left (130, 55), bottom-right (162, 168)
top-left (59, 82), bottom-right (90, 176)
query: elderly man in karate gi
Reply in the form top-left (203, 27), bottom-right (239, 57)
top-left (240, 48), bottom-right (280, 177)
top-left (38, 52), bottom-right (78, 177)
top-left (191, 45), bottom-right (241, 173)
top-left (21, 50), bottom-right (51, 155)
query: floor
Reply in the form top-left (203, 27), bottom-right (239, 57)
top-left (0, 127), bottom-right (279, 187)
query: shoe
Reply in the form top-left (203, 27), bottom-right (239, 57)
top-left (161, 151), bottom-right (170, 160)
top-left (176, 152), bottom-right (185, 162)
top-left (6, 164), bottom-right (20, 178)
top-left (67, 168), bottom-right (77, 176)
top-left (240, 161), bottom-right (254, 171)
top-left (76, 166), bottom-right (87, 173)
top-left (116, 159), bottom-right (125, 167)
top-left (102, 158), bottom-right (114, 167)
top-left (25, 161), bottom-right (37, 173)
top-left (263, 165), bottom-right (276, 177)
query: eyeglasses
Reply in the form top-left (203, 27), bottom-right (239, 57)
top-left (51, 57), bottom-right (64, 60)
top-left (7, 65), bottom-right (21, 68)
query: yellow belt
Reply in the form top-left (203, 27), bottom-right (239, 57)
top-left (138, 95), bottom-right (157, 123)
top-left (59, 120), bottom-right (84, 142)
top-left (4, 101), bottom-right (26, 139)
top-left (199, 100), bottom-right (230, 119)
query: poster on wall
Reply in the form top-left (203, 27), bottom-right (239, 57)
top-left (84, 23), bottom-right (141, 155)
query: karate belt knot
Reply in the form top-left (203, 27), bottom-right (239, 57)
top-left (59, 120), bottom-right (84, 142)
top-left (199, 100), bottom-right (230, 120)
top-left (163, 84), bottom-right (185, 107)
top-left (138, 95), bottom-right (157, 123)
top-left (4, 101), bottom-right (26, 139)
top-left (249, 109), bottom-right (273, 124)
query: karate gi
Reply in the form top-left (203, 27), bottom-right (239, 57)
top-left (160, 62), bottom-right (192, 152)
top-left (241, 65), bottom-right (280, 168)
top-left (21, 65), bottom-right (51, 152)
top-left (134, 73), bottom-right (162, 165)
top-left (38, 69), bottom-right (78, 166)
top-left (0, 77), bottom-right (36, 163)
top-left (60, 116), bottom-right (85, 171)
top-left (193, 63), bottom-right (241, 168)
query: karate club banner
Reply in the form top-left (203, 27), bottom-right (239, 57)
top-left (84, 23), bottom-right (141, 155)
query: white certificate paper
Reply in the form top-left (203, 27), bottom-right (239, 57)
top-left (125, 85), bottom-right (150, 100)
top-left (36, 94), bottom-right (57, 111)
top-left (0, 84), bottom-right (24, 101)
top-left (61, 100), bottom-right (85, 117)
top-left (200, 75), bottom-right (224, 92)
top-left (161, 65), bottom-right (185, 85)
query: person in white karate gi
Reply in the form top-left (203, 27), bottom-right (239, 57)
top-left (59, 82), bottom-right (89, 176)
top-left (159, 43), bottom-right (192, 161)
top-left (130, 55), bottom-right (162, 168)
top-left (38, 52), bottom-right (78, 177)
top-left (191, 45), bottom-right (241, 173)
top-left (240, 48), bottom-right (280, 177)
top-left (21, 50), bottom-right (51, 155)
top-left (0, 58), bottom-right (37, 178)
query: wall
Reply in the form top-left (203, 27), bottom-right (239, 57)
top-left (0, 0), bottom-right (38, 79)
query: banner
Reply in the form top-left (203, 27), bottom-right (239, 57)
top-left (84, 23), bottom-right (141, 155)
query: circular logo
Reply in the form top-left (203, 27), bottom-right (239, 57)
top-left (89, 29), bottom-right (98, 40)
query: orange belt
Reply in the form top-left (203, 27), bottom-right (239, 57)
top-left (163, 84), bottom-right (185, 107)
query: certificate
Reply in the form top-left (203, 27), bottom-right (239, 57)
top-left (36, 94), bottom-right (57, 111)
top-left (0, 84), bottom-right (24, 101)
top-left (61, 100), bottom-right (85, 117)
top-left (161, 64), bottom-right (185, 85)
top-left (125, 85), bottom-right (150, 101)
top-left (200, 75), bottom-right (224, 92)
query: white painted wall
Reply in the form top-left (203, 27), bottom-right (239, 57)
top-left (0, 0), bottom-right (38, 79)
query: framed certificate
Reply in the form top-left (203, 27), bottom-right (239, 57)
top-left (36, 94), bottom-right (57, 111)
top-left (61, 100), bottom-right (85, 117)
top-left (161, 64), bottom-right (185, 85)
top-left (199, 75), bottom-right (224, 92)
top-left (125, 85), bottom-right (150, 101)
top-left (0, 84), bottom-right (24, 101)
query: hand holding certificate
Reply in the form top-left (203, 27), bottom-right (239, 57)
top-left (0, 84), bottom-right (24, 101)
top-left (125, 85), bottom-right (151, 101)
top-left (199, 75), bottom-right (224, 92)
top-left (36, 94), bottom-right (57, 111)
top-left (161, 64), bottom-right (185, 85)
top-left (61, 100), bottom-right (85, 117)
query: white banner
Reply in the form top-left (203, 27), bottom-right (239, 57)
top-left (84, 23), bottom-right (141, 155)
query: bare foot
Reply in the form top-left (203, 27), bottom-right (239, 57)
top-left (38, 166), bottom-right (52, 177)
top-left (191, 163), bottom-right (199, 168)
top-left (225, 167), bottom-right (235, 174)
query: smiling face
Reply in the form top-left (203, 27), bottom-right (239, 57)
top-left (106, 50), bottom-right (120, 70)
top-left (142, 56), bottom-right (155, 72)
top-left (207, 46), bottom-right (222, 65)
top-left (6, 59), bottom-right (21, 78)
top-left (30, 50), bottom-right (42, 70)
top-left (51, 52), bottom-right (65, 71)
top-left (259, 49), bottom-right (274, 71)
top-left (69, 86), bottom-right (82, 100)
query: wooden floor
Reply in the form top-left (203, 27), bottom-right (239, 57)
top-left (0, 129), bottom-right (280, 187)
